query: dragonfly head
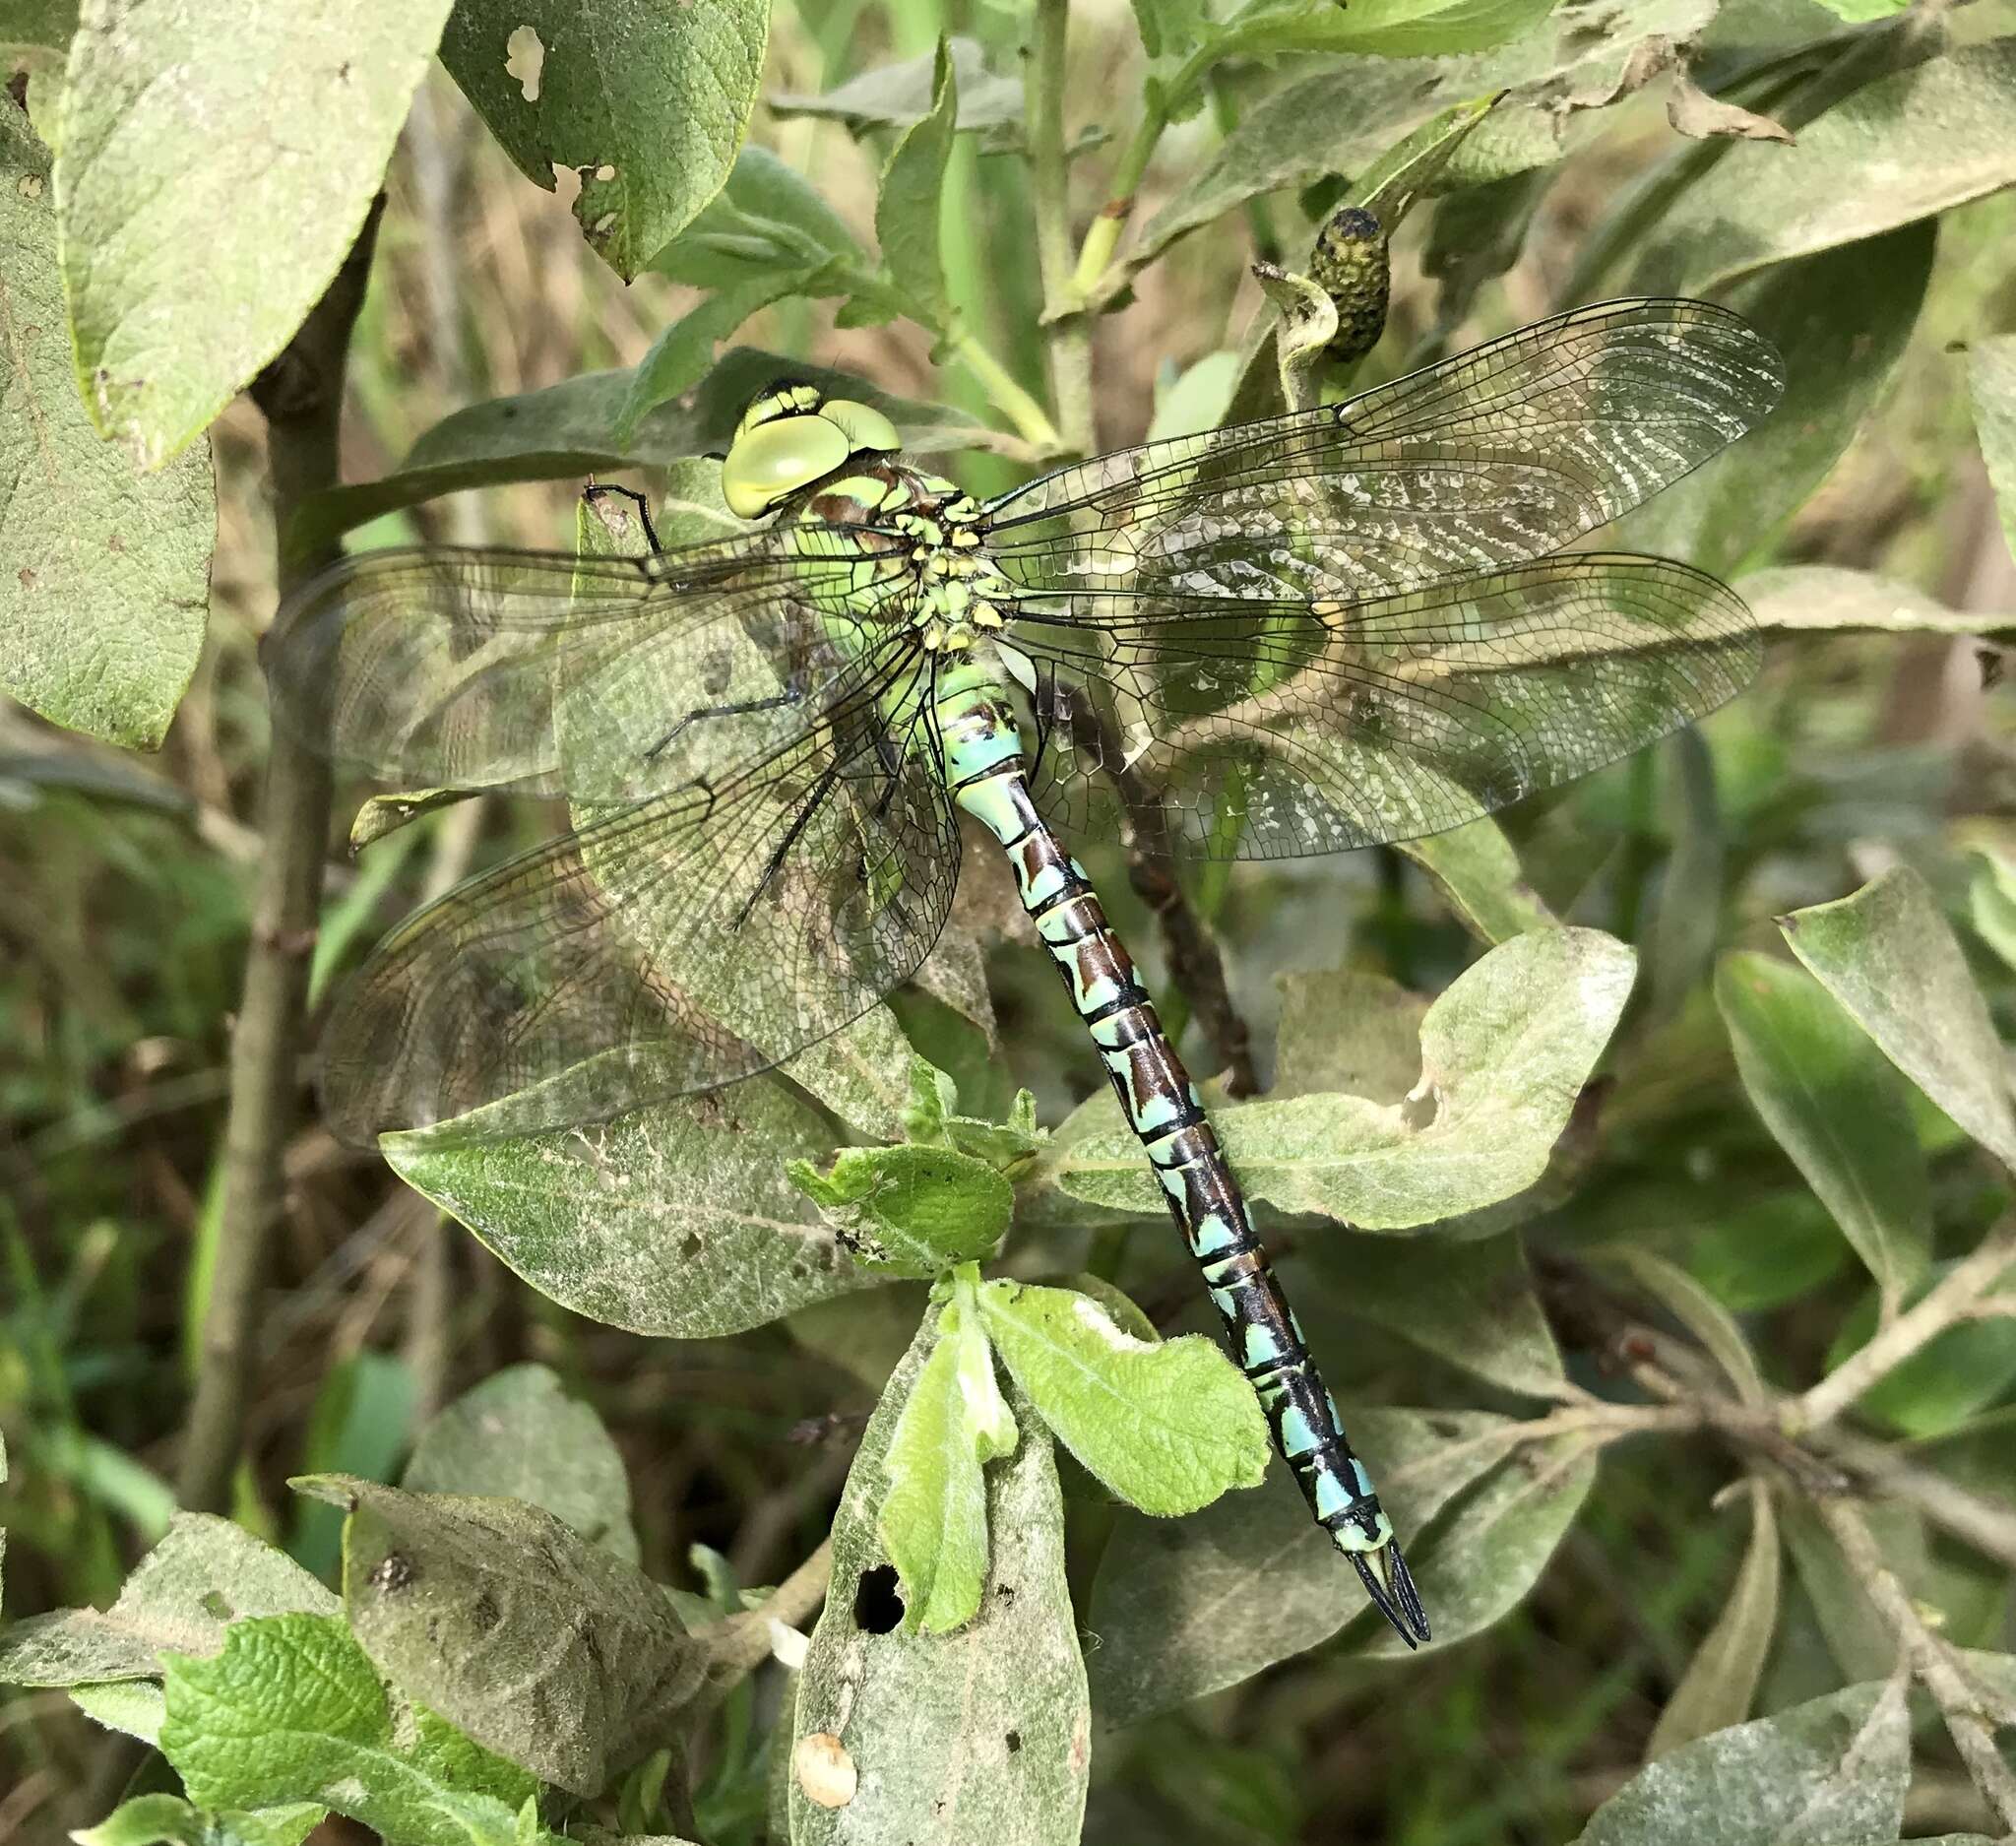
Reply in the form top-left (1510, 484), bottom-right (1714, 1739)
top-left (723, 382), bottom-right (904, 519)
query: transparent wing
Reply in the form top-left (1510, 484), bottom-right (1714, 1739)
top-left (1009, 555), bottom-right (1760, 859)
top-left (318, 644), bottom-right (958, 1145)
top-left (980, 299), bottom-right (1784, 604)
top-left (265, 531), bottom-right (909, 800)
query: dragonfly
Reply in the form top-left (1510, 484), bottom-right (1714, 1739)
top-left (266, 297), bottom-right (1784, 1648)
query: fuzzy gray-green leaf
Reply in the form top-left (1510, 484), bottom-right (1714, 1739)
top-left (1049, 927), bottom-right (1634, 1228)
top-left (312, 1475), bottom-right (704, 1799)
top-left (56, 0), bottom-right (452, 465)
top-left (1716, 951), bottom-right (1931, 1307)
top-left (384, 1073), bottom-right (872, 1339)
top-left (1781, 866), bottom-right (2016, 1169)
top-left (402, 1365), bottom-right (640, 1564)
top-left (794, 1313), bottom-right (1089, 1844)
top-left (1, 98), bottom-right (211, 748)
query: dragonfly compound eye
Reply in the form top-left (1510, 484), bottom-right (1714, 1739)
top-left (819, 398), bottom-right (901, 456)
top-left (722, 414), bottom-right (852, 518)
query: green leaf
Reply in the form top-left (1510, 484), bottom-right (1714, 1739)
top-left (1825, 1275), bottom-right (2016, 1439)
top-left (1358, 1420), bottom-right (1597, 1661)
top-left (617, 274), bottom-right (832, 444)
top-left (1612, 220), bottom-right (1934, 576)
top-left (1596, 1246), bottom-right (1764, 1404)
top-left (1088, 1407), bottom-right (1587, 1718)
top-left (1780, 865), bottom-right (2016, 1169)
top-left (288, 353), bottom-right (970, 556)
top-left (69, 1678), bottom-right (166, 1743)
top-left (1399, 817), bottom-right (1557, 944)
top-left (0, 1513), bottom-right (336, 1687)
top-left (1715, 952), bottom-right (1931, 1306)
top-left (976, 1280), bottom-right (1269, 1516)
top-left (297, 1475), bottom-right (703, 1798)
top-left (1129, 0), bottom-right (1208, 62)
top-left (770, 38), bottom-right (1022, 137)
top-left (1048, 926), bottom-right (1635, 1228)
top-left (1147, 350), bottom-right (1242, 441)
top-left (1297, 0), bottom-right (1558, 58)
top-left (55, 0), bottom-right (452, 465)
top-left (649, 145), bottom-right (862, 287)
top-left (1969, 850), bottom-right (2016, 973)
top-left (401, 1365), bottom-right (639, 1564)
top-left (384, 1072), bottom-right (874, 1339)
top-left (793, 1312), bottom-right (1089, 1844)
top-left (878, 1305), bottom-right (1018, 1632)
top-left (1782, 1500), bottom-right (1927, 1683)
top-left (1645, 1482), bottom-right (1781, 1758)
top-left (73, 1795), bottom-right (323, 1846)
top-left (1574, 1680), bottom-right (1909, 1846)
top-left (1973, 333), bottom-right (2016, 565)
top-left (1303, 1233), bottom-right (1565, 1398)
top-left (159, 1614), bottom-right (536, 1846)
top-left (788, 1144), bottom-right (1013, 1277)
top-left (1628, 39), bottom-right (2016, 295)
top-left (1740, 565), bottom-right (2016, 637)
top-left (0, 98), bottom-right (211, 748)
top-left (1137, 0), bottom-right (1711, 269)
top-left (440, 0), bottom-right (771, 280)
top-left (874, 37), bottom-right (959, 334)
top-left (0, 1), bottom-right (75, 58)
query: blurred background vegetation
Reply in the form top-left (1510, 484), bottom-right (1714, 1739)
top-left (6, 0), bottom-right (2016, 1839)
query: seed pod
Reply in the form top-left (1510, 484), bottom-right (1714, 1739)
top-left (1309, 203), bottom-right (1390, 366)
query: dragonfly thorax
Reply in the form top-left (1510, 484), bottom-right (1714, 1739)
top-left (792, 458), bottom-right (1012, 654)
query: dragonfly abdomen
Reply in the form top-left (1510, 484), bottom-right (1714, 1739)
top-left (939, 668), bottom-right (1428, 1646)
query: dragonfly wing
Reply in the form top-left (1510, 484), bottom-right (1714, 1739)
top-left (1011, 556), bottom-right (1759, 859)
top-left (318, 646), bottom-right (958, 1143)
top-left (981, 300), bottom-right (1784, 602)
top-left (265, 535), bottom-right (909, 799)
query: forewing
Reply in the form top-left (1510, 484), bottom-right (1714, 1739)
top-left (264, 533), bottom-right (909, 799)
top-left (318, 647), bottom-right (958, 1144)
top-left (981, 299), bottom-right (1784, 604)
top-left (1011, 556), bottom-right (1759, 859)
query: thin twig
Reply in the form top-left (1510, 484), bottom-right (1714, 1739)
top-left (697, 1538), bottom-right (835, 1707)
top-left (1790, 1219), bottom-right (2016, 1433)
top-left (1816, 1426), bottom-right (2016, 1575)
top-left (1064, 692), bottom-right (1257, 1092)
top-left (175, 199), bottom-right (385, 1512)
top-left (1814, 1493), bottom-right (2016, 1834)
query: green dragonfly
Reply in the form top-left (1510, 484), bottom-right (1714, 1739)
top-left (267, 297), bottom-right (1783, 1647)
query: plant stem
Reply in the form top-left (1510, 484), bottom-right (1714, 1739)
top-left (174, 200), bottom-right (384, 1513)
top-left (1028, 0), bottom-right (1096, 455)
top-left (1788, 1218), bottom-right (2016, 1434)
top-left (1070, 95), bottom-right (1167, 300)
top-left (699, 1538), bottom-right (836, 1702)
top-left (948, 328), bottom-right (1062, 452)
top-left (1815, 1493), bottom-right (2016, 1834)
top-left (1065, 691), bottom-right (1257, 1093)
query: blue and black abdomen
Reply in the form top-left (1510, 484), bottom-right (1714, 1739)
top-left (938, 668), bottom-right (1423, 1637)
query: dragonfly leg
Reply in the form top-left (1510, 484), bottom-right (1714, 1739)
top-left (732, 757), bottom-right (842, 928)
top-left (580, 480), bottom-right (662, 552)
top-left (643, 684), bottom-right (805, 761)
